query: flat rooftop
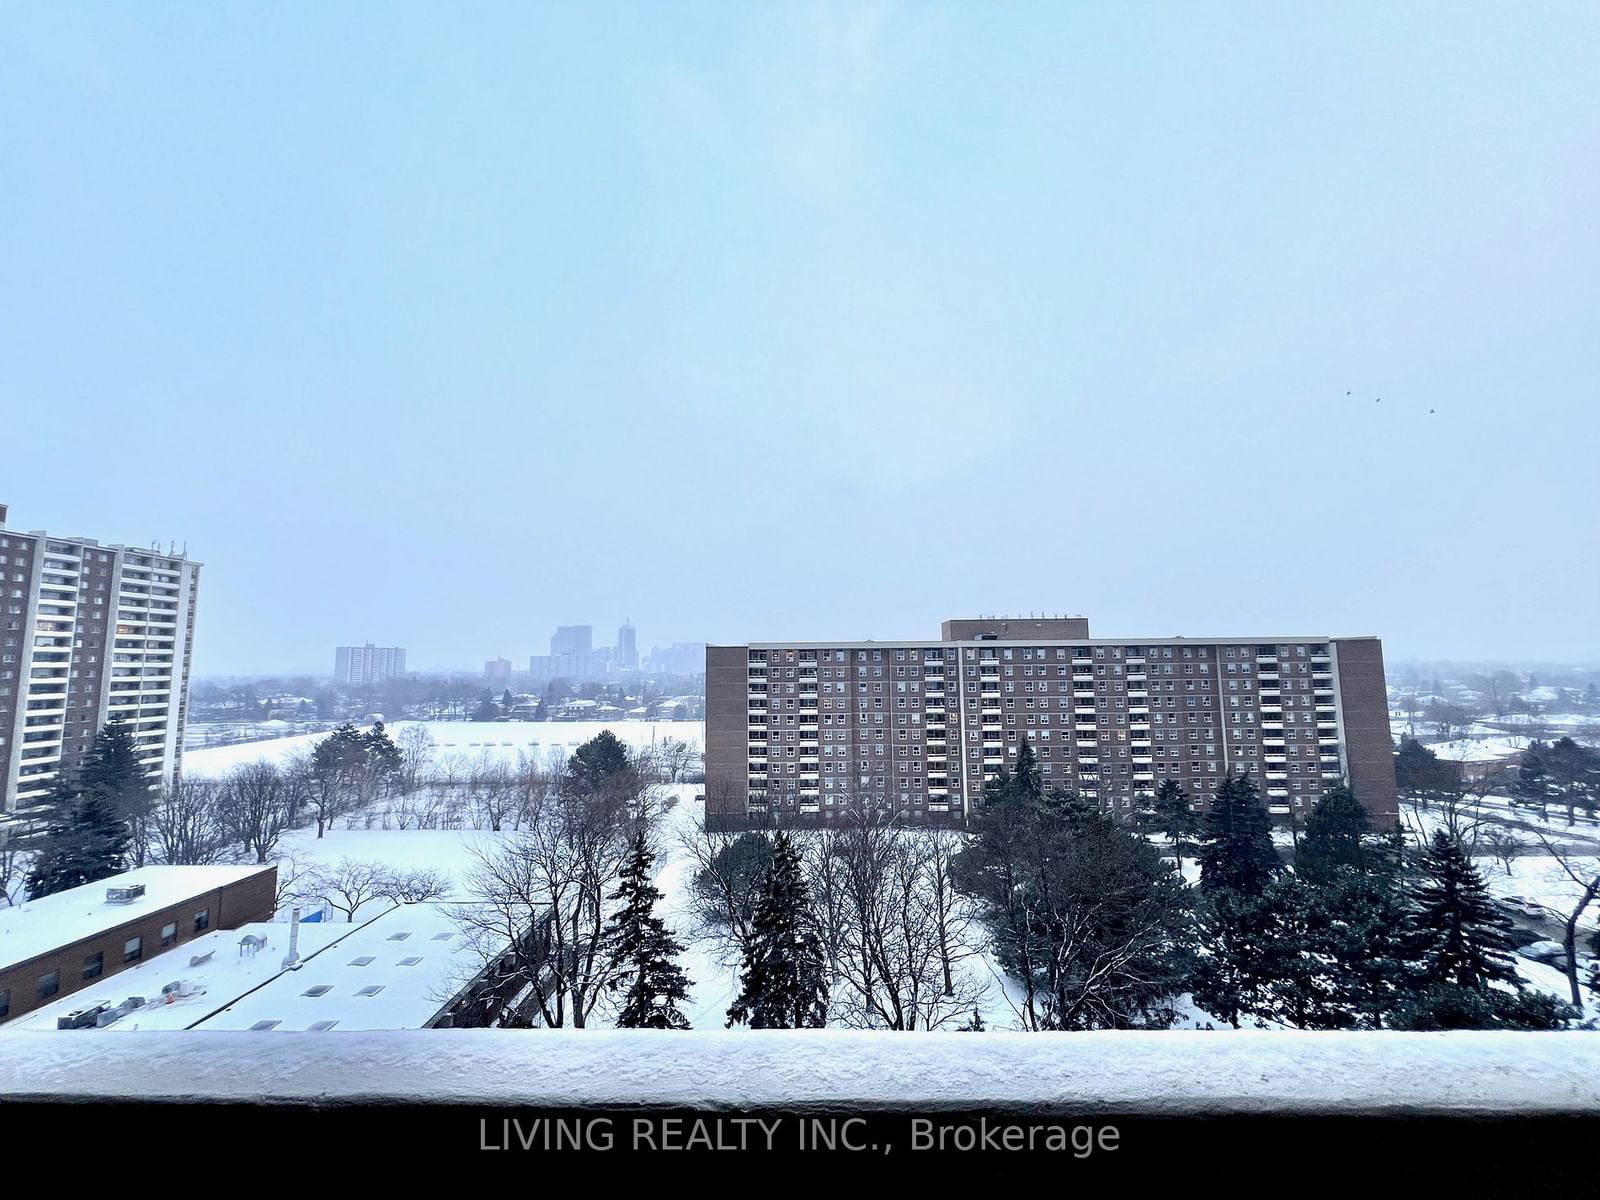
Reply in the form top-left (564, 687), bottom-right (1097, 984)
top-left (8, 920), bottom-right (351, 1031)
top-left (193, 902), bottom-right (482, 1033)
top-left (0, 865), bottom-right (273, 974)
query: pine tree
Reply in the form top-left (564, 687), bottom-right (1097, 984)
top-left (726, 831), bottom-right (829, 1029)
top-left (605, 831), bottom-right (693, 1029)
top-left (568, 730), bottom-right (632, 795)
top-left (1150, 778), bottom-right (1198, 877)
top-left (362, 719), bottom-right (404, 777)
top-left (1197, 771), bottom-right (1279, 897)
top-left (1406, 830), bottom-right (1519, 990)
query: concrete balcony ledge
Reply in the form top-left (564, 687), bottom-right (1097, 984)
top-left (1, 1030), bottom-right (1598, 1115)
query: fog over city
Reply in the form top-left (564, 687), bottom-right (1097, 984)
top-left (3, 3), bottom-right (1596, 673)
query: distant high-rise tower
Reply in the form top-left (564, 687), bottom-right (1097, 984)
top-left (0, 503), bottom-right (202, 812)
top-left (333, 643), bottom-right (406, 687)
top-left (618, 620), bottom-right (638, 671)
top-left (550, 625), bottom-right (592, 657)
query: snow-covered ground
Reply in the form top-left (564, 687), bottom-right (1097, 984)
top-left (3, 1027), bottom-right (1597, 1112)
top-left (183, 719), bottom-right (704, 778)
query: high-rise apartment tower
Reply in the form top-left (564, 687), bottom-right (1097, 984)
top-left (0, 503), bottom-right (202, 812)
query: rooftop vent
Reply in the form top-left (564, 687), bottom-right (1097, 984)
top-left (105, 884), bottom-right (147, 905)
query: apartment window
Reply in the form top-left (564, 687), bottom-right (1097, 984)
top-left (124, 935), bottom-right (143, 963)
top-left (37, 970), bottom-right (60, 1001)
top-left (194, 908), bottom-right (210, 932)
top-left (161, 921), bottom-right (178, 948)
top-left (0, 989), bottom-right (8, 1018)
top-left (83, 951), bottom-right (104, 980)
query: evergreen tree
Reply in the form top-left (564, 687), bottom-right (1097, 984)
top-left (1010, 736), bottom-right (1042, 806)
top-left (78, 719), bottom-right (152, 862)
top-left (23, 773), bottom-right (131, 899)
top-left (726, 831), bottom-right (829, 1029)
top-left (1394, 735), bottom-right (1465, 804)
top-left (1197, 771), bottom-right (1279, 897)
top-left (606, 831), bottom-right (693, 1029)
top-left (1149, 779), bottom-right (1198, 877)
top-left (1390, 984), bottom-right (1575, 1031)
top-left (1295, 784), bottom-right (1370, 884)
top-left (1406, 830), bottom-right (1519, 990)
top-left (1510, 740), bottom-right (1557, 819)
top-left (361, 719), bottom-right (404, 778)
top-left (568, 730), bottom-right (633, 795)
top-left (1189, 889), bottom-right (1276, 1028)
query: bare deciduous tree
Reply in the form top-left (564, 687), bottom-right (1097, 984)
top-left (378, 866), bottom-right (453, 904)
top-left (455, 745), bottom-right (660, 1027)
top-left (813, 809), bottom-right (986, 1031)
top-left (1529, 830), bottom-right (1600, 1009)
top-left (220, 761), bottom-right (293, 864)
top-left (1476, 827), bottom-right (1524, 877)
top-left (149, 776), bottom-right (231, 865)
top-left (305, 857), bottom-right (391, 922)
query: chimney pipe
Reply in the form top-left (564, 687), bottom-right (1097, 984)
top-left (281, 908), bottom-right (302, 970)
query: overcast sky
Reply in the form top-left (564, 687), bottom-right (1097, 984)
top-left (3, 2), bottom-right (1596, 675)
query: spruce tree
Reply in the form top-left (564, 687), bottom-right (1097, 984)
top-left (1197, 771), bottom-right (1279, 897)
top-left (79, 719), bottom-right (151, 860)
top-left (1150, 778), bottom-right (1198, 877)
top-left (1010, 736), bottom-right (1042, 805)
top-left (1406, 830), bottom-right (1519, 989)
top-left (23, 773), bottom-right (131, 899)
top-left (1295, 784), bottom-right (1370, 884)
top-left (605, 831), bottom-right (694, 1029)
top-left (726, 831), bottom-right (828, 1029)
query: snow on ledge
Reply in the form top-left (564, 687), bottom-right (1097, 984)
top-left (2, 1029), bottom-right (1598, 1114)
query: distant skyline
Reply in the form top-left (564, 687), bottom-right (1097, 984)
top-left (4, 3), bottom-right (1596, 674)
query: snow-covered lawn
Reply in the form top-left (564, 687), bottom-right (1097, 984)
top-left (183, 719), bottom-right (704, 778)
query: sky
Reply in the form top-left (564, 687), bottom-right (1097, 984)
top-left (2, 2), bottom-right (1596, 675)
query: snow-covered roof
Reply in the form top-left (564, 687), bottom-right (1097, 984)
top-left (192, 902), bottom-right (482, 1032)
top-left (7, 921), bottom-right (351, 1032)
top-left (0, 865), bottom-right (275, 974)
top-left (0, 1029), bottom-right (1596, 1113)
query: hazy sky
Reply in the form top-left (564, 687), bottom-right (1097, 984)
top-left (3, 2), bottom-right (1596, 675)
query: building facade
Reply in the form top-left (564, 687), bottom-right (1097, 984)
top-left (333, 643), bottom-right (406, 688)
top-left (0, 865), bottom-right (277, 1026)
top-left (706, 616), bottom-right (1398, 830)
top-left (0, 503), bottom-right (202, 812)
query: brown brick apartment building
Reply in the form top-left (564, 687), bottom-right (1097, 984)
top-left (706, 616), bottom-right (1398, 829)
top-left (0, 865), bottom-right (277, 1025)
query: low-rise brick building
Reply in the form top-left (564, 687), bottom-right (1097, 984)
top-left (0, 864), bottom-right (277, 1025)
